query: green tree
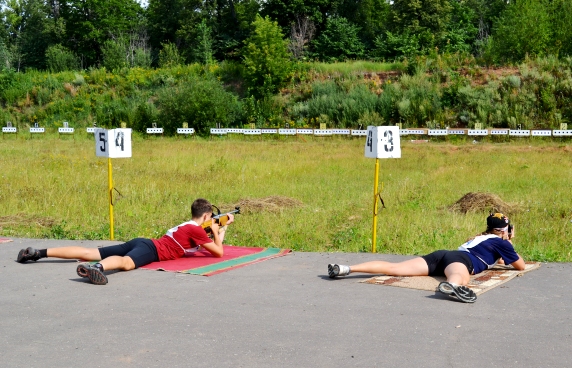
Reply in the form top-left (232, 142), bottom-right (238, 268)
top-left (551, 0), bottom-right (572, 57)
top-left (311, 17), bottom-right (364, 61)
top-left (242, 15), bottom-right (291, 99)
top-left (101, 39), bottom-right (127, 70)
top-left (45, 44), bottom-right (79, 72)
top-left (158, 41), bottom-right (183, 68)
top-left (211, 0), bottom-right (260, 61)
top-left (1, 0), bottom-right (52, 70)
top-left (192, 19), bottom-right (214, 65)
top-left (60, 0), bottom-right (143, 67)
top-left (439, 0), bottom-right (478, 54)
top-left (337, 0), bottom-right (392, 50)
top-left (147, 0), bottom-right (186, 50)
top-left (390, 0), bottom-right (452, 50)
top-left (261, 0), bottom-right (343, 35)
top-left (491, 0), bottom-right (552, 63)
top-left (0, 41), bottom-right (12, 70)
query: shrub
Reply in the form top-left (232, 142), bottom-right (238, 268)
top-left (102, 39), bottom-right (127, 71)
top-left (132, 48), bottom-right (152, 68)
top-left (132, 102), bottom-right (159, 132)
top-left (159, 42), bottom-right (183, 68)
top-left (306, 81), bottom-right (378, 128)
top-left (45, 44), bottom-right (80, 72)
top-left (157, 76), bottom-right (242, 135)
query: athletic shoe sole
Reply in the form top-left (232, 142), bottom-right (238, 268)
top-left (87, 267), bottom-right (108, 285)
top-left (16, 248), bottom-right (27, 263)
top-left (328, 264), bottom-right (338, 278)
top-left (76, 263), bottom-right (90, 278)
top-left (16, 247), bottom-right (39, 263)
top-left (438, 282), bottom-right (477, 303)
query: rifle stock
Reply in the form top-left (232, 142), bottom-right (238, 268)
top-left (202, 206), bottom-right (240, 234)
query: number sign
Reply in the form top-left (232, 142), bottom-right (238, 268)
top-left (364, 126), bottom-right (401, 159)
top-left (95, 128), bottom-right (132, 158)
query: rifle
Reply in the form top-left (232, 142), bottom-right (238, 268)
top-left (202, 206), bottom-right (241, 235)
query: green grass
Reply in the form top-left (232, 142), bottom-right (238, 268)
top-left (302, 60), bottom-right (403, 75)
top-left (1, 135), bottom-right (571, 262)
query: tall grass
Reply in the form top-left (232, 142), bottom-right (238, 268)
top-left (303, 60), bottom-right (403, 75)
top-left (1, 136), bottom-right (571, 262)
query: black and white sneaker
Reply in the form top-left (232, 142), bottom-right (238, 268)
top-left (328, 264), bottom-right (351, 278)
top-left (16, 247), bottom-right (41, 263)
top-left (438, 281), bottom-right (477, 303)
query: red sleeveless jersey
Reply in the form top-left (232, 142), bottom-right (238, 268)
top-left (152, 220), bottom-right (212, 261)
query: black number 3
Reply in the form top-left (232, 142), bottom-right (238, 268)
top-left (384, 130), bottom-right (394, 152)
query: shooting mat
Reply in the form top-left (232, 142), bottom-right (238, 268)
top-left (140, 245), bottom-right (291, 276)
top-left (360, 262), bottom-right (541, 296)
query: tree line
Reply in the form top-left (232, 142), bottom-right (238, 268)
top-left (1, 0), bottom-right (572, 73)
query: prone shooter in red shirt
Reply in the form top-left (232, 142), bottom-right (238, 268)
top-left (16, 199), bottom-right (236, 285)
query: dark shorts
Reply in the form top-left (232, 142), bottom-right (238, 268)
top-left (98, 238), bottom-right (159, 268)
top-left (421, 250), bottom-right (474, 276)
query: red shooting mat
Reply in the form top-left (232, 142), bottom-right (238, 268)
top-left (140, 245), bottom-right (291, 276)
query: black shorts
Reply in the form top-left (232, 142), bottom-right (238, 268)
top-left (98, 238), bottom-right (159, 268)
top-left (421, 250), bottom-right (474, 276)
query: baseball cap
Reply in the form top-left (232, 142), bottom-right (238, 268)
top-left (487, 213), bottom-right (510, 230)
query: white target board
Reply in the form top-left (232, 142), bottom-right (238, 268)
top-left (95, 128), bottom-right (132, 158)
top-left (365, 126), bottom-right (401, 159)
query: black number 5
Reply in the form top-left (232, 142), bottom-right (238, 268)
top-left (98, 132), bottom-right (107, 152)
top-left (384, 130), bottom-right (393, 152)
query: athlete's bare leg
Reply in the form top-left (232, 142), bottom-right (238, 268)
top-left (99, 256), bottom-right (136, 271)
top-left (47, 247), bottom-right (101, 261)
top-left (349, 257), bottom-right (429, 276)
top-left (443, 262), bottom-right (471, 286)
top-left (46, 247), bottom-right (135, 271)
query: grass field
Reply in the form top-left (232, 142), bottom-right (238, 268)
top-left (1, 134), bottom-right (571, 262)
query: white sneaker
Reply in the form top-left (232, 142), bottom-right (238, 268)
top-left (328, 264), bottom-right (351, 278)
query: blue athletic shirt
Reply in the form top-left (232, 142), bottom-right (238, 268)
top-left (458, 234), bottom-right (520, 274)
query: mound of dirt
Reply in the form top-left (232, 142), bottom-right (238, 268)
top-left (229, 196), bottom-right (303, 214)
top-left (448, 192), bottom-right (517, 214)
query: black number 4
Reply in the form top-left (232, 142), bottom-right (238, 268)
top-left (115, 132), bottom-right (125, 151)
top-left (367, 131), bottom-right (373, 152)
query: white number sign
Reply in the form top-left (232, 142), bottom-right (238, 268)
top-left (95, 128), bottom-right (132, 158)
top-left (364, 126), bottom-right (401, 159)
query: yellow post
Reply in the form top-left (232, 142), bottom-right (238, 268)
top-left (108, 157), bottom-right (114, 240)
top-left (372, 158), bottom-right (380, 253)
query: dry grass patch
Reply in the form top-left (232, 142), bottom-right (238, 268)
top-left (229, 196), bottom-right (303, 214)
top-left (448, 192), bottom-right (518, 214)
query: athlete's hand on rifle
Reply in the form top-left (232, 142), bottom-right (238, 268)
top-left (209, 218), bottom-right (220, 235)
top-left (223, 213), bottom-right (235, 226)
top-left (202, 207), bottom-right (240, 236)
top-left (508, 225), bottom-right (515, 240)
